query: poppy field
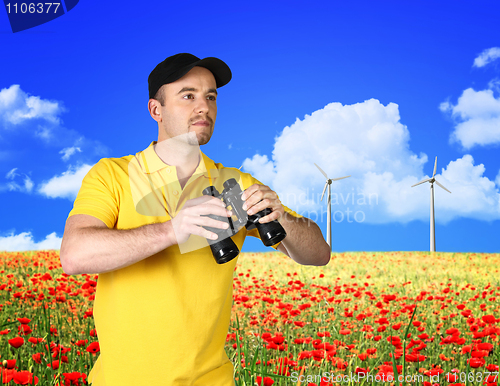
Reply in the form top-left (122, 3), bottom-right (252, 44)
top-left (0, 250), bottom-right (499, 385)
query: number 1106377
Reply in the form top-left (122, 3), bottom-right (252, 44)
top-left (5, 3), bottom-right (61, 14)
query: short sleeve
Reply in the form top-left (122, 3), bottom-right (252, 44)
top-left (240, 173), bottom-right (303, 250)
top-left (67, 159), bottom-right (119, 229)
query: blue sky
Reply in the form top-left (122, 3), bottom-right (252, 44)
top-left (1, 0), bottom-right (499, 253)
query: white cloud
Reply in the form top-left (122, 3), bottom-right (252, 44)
top-left (242, 154), bottom-right (277, 183)
top-left (6, 168), bottom-right (18, 179)
top-left (60, 146), bottom-right (82, 161)
top-left (241, 99), bottom-right (500, 224)
top-left (3, 168), bottom-right (34, 193)
top-left (441, 86), bottom-right (500, 149)
top-left (0, 85), bottom-right (109, 155)
top-left (0, 231), bottom-right (61, 252)
top-left (473, 47), bottom-right (500, 68)
top-left (38, 164), bottom-right (93, 200)
top-left (495, 169), bottom-right (500, 187)
top-left (0, 84), bottom-right (63, 126)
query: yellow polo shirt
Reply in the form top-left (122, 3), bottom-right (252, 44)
top-left (67, 141), bottom-right (301, 385)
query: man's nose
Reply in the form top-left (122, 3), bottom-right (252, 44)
top-left (195, 98), bottom-right (209, 114)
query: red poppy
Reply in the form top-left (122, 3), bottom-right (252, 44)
top-left (298, 351), bottom-right (312, 359)
top-left (1, 368), bottom-right (16, 383)
top-left (256, 376), bottom-right (274, 386)
top-left (272, 336), bottom-right (285, 345)
top-left (358, 353), bottom-right (368, 361)
top-left (467, 357), bottom-right (485, 368)
top-left (13, 370), bottom-right (39, 385)
top-left (17, 318), bottom-right (31, 325)
top-left (8, 337), bottom-right (24, 349)
top-left (482, 315), bottom-right (496, 324)
top-left (28, 337), bottom-right (44, 345)
top-left (3, 359), bottom-right (16, 369)
top-left (383, 294), bottom-right (396, 303)
top-left (86, 342), bottom-right (100, 353)
top-left (62, 372), bottom-right (87, 384)
top-left (425, 368), bottom-right (444, 377)
top-left (312, 349), bottom-right (326, 361)
top-left (18, 324), bottom-right (32, 335)
top-left (471, 350), bottom-right (488, 358)
top-left (32, 352), bottom-right (44, 364)
top-left (366, 347), bottom-right (377, 355)
top-left (47, 360), bottom-right (59, 370)
top-left (355, 367), bottom-right (370, 375)
top-left (406, 353), bottom-right (426, 362)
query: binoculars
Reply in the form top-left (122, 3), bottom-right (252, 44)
top-left (201, 178), bottom-right (287, 264)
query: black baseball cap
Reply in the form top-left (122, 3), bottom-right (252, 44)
top-left (148, 53), bottom-right (232, 100)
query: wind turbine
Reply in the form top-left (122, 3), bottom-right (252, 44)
top-left (314, 163), bottom-right (351, 250)
top-left (411, 156), bottom-right (451, 252)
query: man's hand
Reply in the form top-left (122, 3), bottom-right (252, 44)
top-left (170, 195), bottom-right (232, 245)
top-left (241, 184), bottom-right (284, 224)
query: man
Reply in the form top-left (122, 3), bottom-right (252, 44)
top-left (60, 53), bottom-right (330, 385)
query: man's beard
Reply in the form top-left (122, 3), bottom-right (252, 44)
top-left (187, 118), bottom-right (214, 146)
top-left (191, 130), bottom-right (212, 146)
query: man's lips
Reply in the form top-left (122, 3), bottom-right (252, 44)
top-left (191, 120), bottom-right (210, 126)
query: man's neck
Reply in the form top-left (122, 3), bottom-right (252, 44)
top-left (154, 138), bottom-right (202, 189)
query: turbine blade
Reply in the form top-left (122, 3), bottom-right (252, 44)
top-left (314, 163), bottom-right (328, 179)
top-left (321, 181), bottom-right (328, 201)
top-left (435, 180), bottom-right (451, 193)
top-left (411, 178), bottom-right (432, 188)
top-left (332, 175), bottom-right (351, 181)
top-left (433, 156), bottom-right (437, 178)
top-left (238, 165), bottom-right (243, 170)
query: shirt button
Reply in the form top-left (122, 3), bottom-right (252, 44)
top-left (173, 190), bottom-right (178, 195)
top-left (165, 168), bottom-right (171, 173)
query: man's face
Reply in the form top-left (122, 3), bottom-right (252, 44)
top-left (157, 66), bottom-right (217, 146)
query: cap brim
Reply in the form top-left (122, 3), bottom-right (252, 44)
top-left (196, 57), bottom-right (232, 88)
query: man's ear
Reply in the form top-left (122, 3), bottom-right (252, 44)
top-left (148, 99), bottom-right (162, 123)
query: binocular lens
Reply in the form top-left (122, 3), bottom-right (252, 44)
top-left (209, 236), bottom-right (239, 264)
top-left (259, 228), bottom-right (287, 247)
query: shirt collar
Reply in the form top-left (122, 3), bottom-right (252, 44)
top-left (136, 141), bottom-right (219, 179)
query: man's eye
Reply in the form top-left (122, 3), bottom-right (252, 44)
top-left (183, 94), bottom-right (194, 100)
top-left (207, 95), bottom-right (216, 101)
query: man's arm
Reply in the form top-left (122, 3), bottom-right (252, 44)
top-left (276, 213), bottom-right (330, 266)
top-left (60, 214), bottom-right (173, 275)
top-left (60, 196), bottom-right (232, 275)
top-left (242, 184), bottom-right (330, 266)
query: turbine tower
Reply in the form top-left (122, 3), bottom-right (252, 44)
top-left (411, 156), bottom-right (451, 252)
top-left (314, 163), bottom-right (351, 251)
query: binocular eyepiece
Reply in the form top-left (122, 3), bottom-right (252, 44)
top-left (202, 178), bottom-right (287, 264)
